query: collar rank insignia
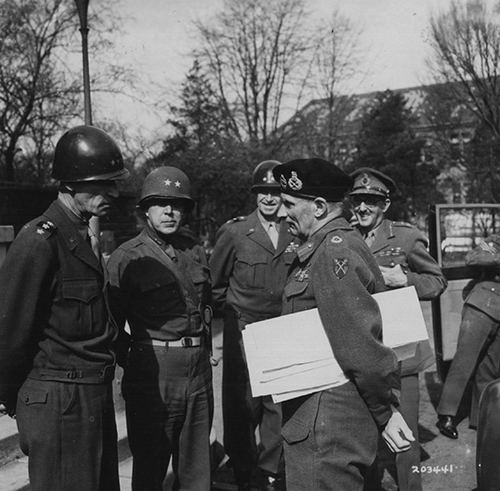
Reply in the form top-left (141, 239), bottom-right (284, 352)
top-left (285, 241), bottom-right (299, 253)
top-left (334, 258), bottom-right (348, 279)
top-left (294, 266), bottom-right (309, 282)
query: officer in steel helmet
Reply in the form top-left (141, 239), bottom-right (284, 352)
top-left (0, 125), bottom-right (128, 491)
top-left (107, 166), bottom-right (213, 490)
top-left (210, 160), bottom-right (299, 491)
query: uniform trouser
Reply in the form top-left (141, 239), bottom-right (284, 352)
top-left (281, 381), bottom-right (378, 491)
top-left (123, 343), bottom-right (213, 491)
top-left (16, 377), bottom-right (119, 491)
top-left (222, 311), bottom-right (283, 482)
top-left (365, 374), bottom-right (421, 491)
top-left (437, 305), bottom-right (500, 427)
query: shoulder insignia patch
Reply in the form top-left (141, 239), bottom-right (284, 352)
top-left (393, 221), bottom-right (413, 228)
top-left (35, 220), bottom-right (56, 236)
top-left (330, 235), bottom-right (343, 244)
top-left (333, 258), bottom-right (348, 279)
top-left (225, 216), bottom-right (246, 225)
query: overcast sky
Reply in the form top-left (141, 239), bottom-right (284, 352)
top-left (93, 0), bottom-right (456, 136)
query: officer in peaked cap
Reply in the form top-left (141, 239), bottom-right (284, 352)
top-left (273, 158), bottom-right (413, 491)
top-left (349, 167), bottom-right (446, 491)
top-left (0, 125), bottom-right (128, 490)
top-left (107, 166), bottom-right (213, 490)
top-left (210, 159), bottom-right (298, 491)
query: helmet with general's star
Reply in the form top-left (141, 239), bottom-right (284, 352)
top-left (138, 166), bottom-right (194, 210)
top-left (251, 160), bottom-right (281, 193)
top-left (52, 125), bottom-right (129, 182)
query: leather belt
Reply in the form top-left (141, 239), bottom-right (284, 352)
top-left (29, 365), bottom-right (115, 384)
top-left (135, 336), bottom-right (203, 348)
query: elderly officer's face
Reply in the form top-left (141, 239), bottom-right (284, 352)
top-left (281, 193), bottom-right (316, 240)
top-left (72, 181), bottom-right (119, 218)
top-left (351, 194), bottom-right (389, 231)
top-left (256, 190), bottom-right (282, 218)
top-left (146, 199), bottom-right (186, 236)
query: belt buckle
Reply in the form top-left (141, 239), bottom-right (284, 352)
top-left (181, 337), bottom-right (193, 347)
top-left (66, 370), bottom-right (78, 380)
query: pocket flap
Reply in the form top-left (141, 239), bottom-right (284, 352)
top-left (19, 387), bottom-right (48, 406)
top-left (138, 276), bottom-right (177, 293)
top-left (62, 278), bottom-right (100, 303)
top-left (284, 281), bottom-right (308, 299)
top-left (281, 418), bottom-right (310, 444)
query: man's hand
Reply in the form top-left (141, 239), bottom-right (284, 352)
top-left (382, 410), bottom-right (414, 453)
top-left (379, 264), bottom-right (408, 288)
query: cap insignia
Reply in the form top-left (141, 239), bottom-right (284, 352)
top-left (264, 170), bottom-right (275, 183)
top-left (175, 180), bottom-right (181, 188)
top-left (164, 179), bottom-right (171, 186)
top-left (360, 173), bottom-right (370, 186)
top-left (288, 171), bottom-right (303, 191)
top-left (280, 174), bottom-right (287, 189)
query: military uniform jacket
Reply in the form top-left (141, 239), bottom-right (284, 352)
top-left (107, 226), bottom-right (211, 342)
top-left (367, 219), bottom-right (447, 375)
top-left (282, 216), bottom-right (399, 427)
top-left (464, 234), bottom-right (500, 322)
top-left (210, 210), bottom-right (298, 323)
top-left (368, 219), bottom-right (447, 300)
top-left (0, 200), bottom-right (114, 406)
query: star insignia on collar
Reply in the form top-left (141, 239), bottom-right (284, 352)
top-left (164, 179), bottom-right (171, 186)
top-left (175, 180), bottom-right (181, 188)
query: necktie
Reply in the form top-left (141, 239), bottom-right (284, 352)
top-left (87, 226), bottom-right (101, 259)
top-left (365, 231), bottom-right (376, 248)
top-left (268, 222), bottom-right (279, 248)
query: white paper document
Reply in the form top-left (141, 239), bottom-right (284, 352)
top-left (242, 286), bottom-right (429, 403)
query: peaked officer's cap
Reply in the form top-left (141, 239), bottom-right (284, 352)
top-left (273, 158), bottom-right (353, 202)
top-left (349, 167), bottom-right (396, 198)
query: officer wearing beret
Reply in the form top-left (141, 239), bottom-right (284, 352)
top-left (437, 234), bottom-right (500, 440)
top-left (0, 126), bottom-right (128, 490)
top-left (273, 158), bottom-right (413, 491)
top-left (107, 166), bottom-right (213, 490)
top-left (210, 160), bottom-right (298, 491)
top-left (349, 167), bottom-right (447, 491)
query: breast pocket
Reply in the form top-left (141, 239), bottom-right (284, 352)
top-left (62, 278), bottom-right (101, 337)
top-left (284, 280), bottom-right (308, 300)
top-left (375, 248), bottom-right (407, 268)
top-left (138, 275), bottom-right (181, 316)
top-left (191, 265), bottom-right (211, 302)
top-left (235, 251), bottom-right (269, 289)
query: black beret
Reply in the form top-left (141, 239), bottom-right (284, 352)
top-left (349, 167), bottom-right (396, 198)
top-left (272, 158), bottom-right (353, 202)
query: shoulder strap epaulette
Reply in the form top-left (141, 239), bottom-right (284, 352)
top-left (225, 216), bottom-right (246, 225)
top-left (34, 220), bottom-right (57, 238)
top-left (392, 221), bottom-right (413, 228)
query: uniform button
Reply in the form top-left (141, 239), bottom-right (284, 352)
top-left (491, 288), bottom-right (496, 292)
top-left (89, 416), bottom-right (95, 423)
top-left (308, 243), bottom-right (312, 248)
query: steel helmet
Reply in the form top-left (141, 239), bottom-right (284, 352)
top-left (138, 166), bottom-right (194, 210)
top-left (52, 125), bottom-right (129, 182)
top-left (251, 160), bottom-right (281, 193)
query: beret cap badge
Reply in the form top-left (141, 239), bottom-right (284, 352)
top-left (288, 171), bottom-right (303, 191)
